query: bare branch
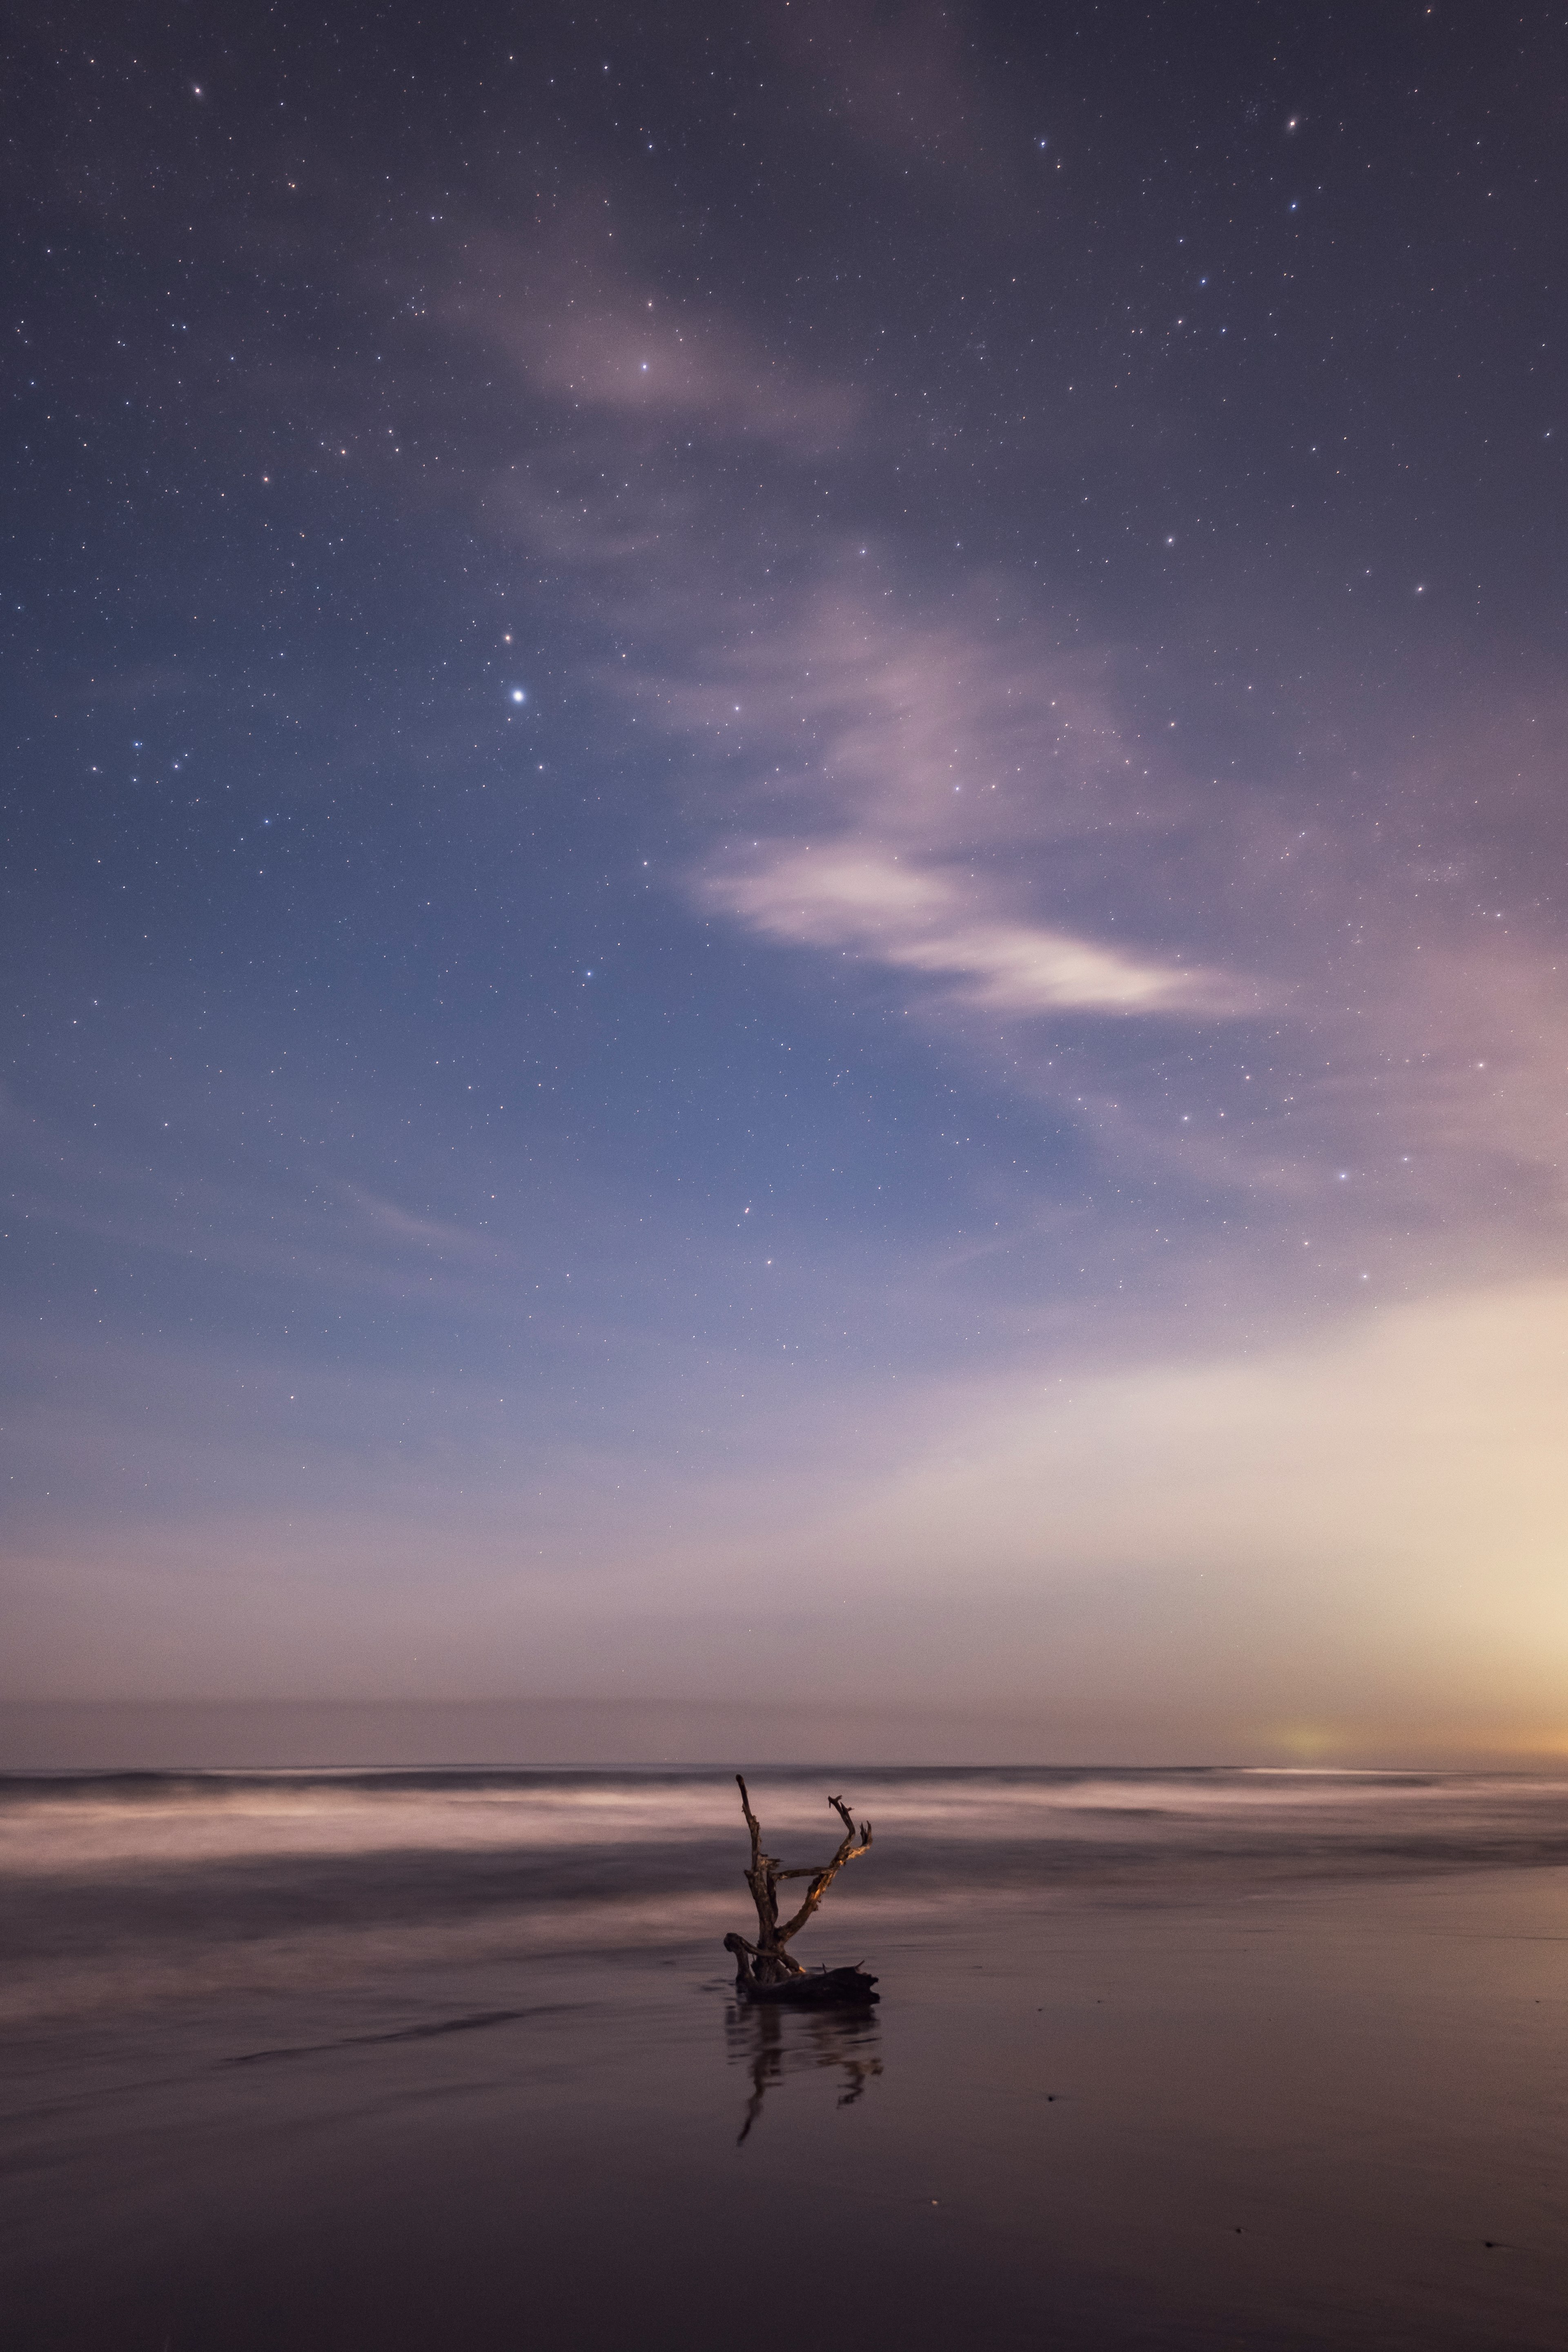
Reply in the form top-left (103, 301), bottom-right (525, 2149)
top-left (776, 1795), bottom-right (872, 1877)
top-left (735, 1775), bottom-right (763, 1873)
top-left (775, 1795), bottom-right (873, 1946)
top-left (736, 1774), bottom-right (791, 1956)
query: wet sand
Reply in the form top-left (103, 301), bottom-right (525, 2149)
top-left (3, 1769), bottom-right (1566, 2348)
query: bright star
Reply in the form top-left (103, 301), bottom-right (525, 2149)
top-left (510, 688), bottom-right (526, 704)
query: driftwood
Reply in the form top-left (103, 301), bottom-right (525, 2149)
top-left (723, 1775), bottom-right (878, 2005)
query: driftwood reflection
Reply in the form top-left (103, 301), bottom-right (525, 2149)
top-left (726, 1996), bottom-right (883, 2145)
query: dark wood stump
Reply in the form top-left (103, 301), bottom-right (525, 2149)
top-left (724, 1938), bottom-right (880, 2006)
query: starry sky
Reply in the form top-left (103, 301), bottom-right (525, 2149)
top-left (6, 2), bottom-right (1568, 1762)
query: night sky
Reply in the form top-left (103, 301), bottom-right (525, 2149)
top-left (7, 4), bottom-right (1567, 1760)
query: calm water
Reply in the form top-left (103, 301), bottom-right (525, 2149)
top-left (3, 1767), bottom-right (1567, 2348)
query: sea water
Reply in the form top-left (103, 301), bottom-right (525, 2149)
top-left (3, 1767), bottom-right (1566, 2348)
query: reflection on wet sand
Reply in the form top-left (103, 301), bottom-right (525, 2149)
top-left (7, 1776), bottom-right (1568, 2348)
top-left (726, 1999), bottom-right (883, 2144)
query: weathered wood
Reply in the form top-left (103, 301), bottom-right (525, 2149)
top-left (724, 1938), bottom-right (879, 2006)
top-left (725, 1777), bottom-right (875, 1996)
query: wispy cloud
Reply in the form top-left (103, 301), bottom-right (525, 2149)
top-left (764, 0), bottom-right (983, 167)
top-left (1, 1088), bottom-right (520, 1310)
top-left (621, 576), bottom-right (1254, 1025)
top-left (454, 234), bottom-right (859, 457)
top-left (708, 842), bottom-right (1234, 1014)
top-left (448, 232), bottom-right (1257, 1034)
top-left (445, 207), bottom-right (1568, 1296)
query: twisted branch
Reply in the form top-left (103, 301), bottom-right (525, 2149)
top-left (775, 1795), bottom-right (873, 1944)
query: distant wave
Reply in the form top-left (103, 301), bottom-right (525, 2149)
top-left (4, 1763), bottom-right (1566, 1875)
top-left (5, 1767), bottom-right (1566, 2028)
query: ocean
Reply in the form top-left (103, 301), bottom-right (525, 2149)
top-left (4, 1766), bottom-right (1566, 2348)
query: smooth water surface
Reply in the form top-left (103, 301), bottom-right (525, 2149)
top-left (4, 1768), bottom-right (1567, 2348)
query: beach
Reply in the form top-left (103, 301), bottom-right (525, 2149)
top-left (4, 1768), bottom-right (1566, 2348)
